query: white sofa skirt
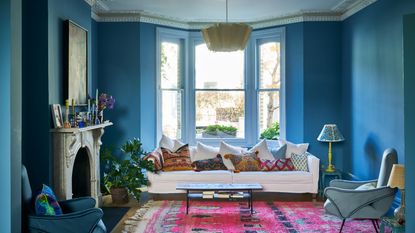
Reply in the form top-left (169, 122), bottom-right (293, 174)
top-left (147, 154), bottom-right (320, 194)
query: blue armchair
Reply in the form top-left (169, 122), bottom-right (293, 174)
top-left (323, 148), bottom-right (398, 233)
top-left (22, 165), bottom-right (107, 233)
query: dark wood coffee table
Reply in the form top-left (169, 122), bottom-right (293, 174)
top-left (176, 183), bottom-right (263, 214)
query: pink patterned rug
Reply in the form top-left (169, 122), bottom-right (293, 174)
top-left (123, 200), bottom-right (386, 233)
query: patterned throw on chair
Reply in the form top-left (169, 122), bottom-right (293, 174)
top-left (123, 201), bottom-right (379, 233)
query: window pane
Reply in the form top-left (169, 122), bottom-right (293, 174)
top-left (195, 44), bottom-right (244, 89)
top-left (259, 42), bottom-right (280, 89)
top-left (196, 91), bottom-right (244, 138)
top-left (161, 42), bottom-right (181, 89)
top-left (258, 91), bottom-right (280, 137)
top-left (162, 90), bottom-right (182, 139)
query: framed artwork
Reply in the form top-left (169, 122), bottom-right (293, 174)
top-left (66, 20), bottom-right (88, 105)
top-left (51, 104), bottom-right (63, 128)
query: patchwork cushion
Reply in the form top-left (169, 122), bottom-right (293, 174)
top-left (34, 184), bottom-right (62, 216)
top-left (291, 152), bottom-right (309, 171)
top-left (259, 158), bottom-right (295, 171)
top-left (225, 152), bottom-right (261, 171)
top-left (219, 141), bottom-right (246, 170)
top-left (143, 151), bottom-right (163, 171)
top-left (248, 139), bottom-right (274, 161)
top-left (279, 139), bottom-right (309, 158)
top-left (192, 154), bottom-right (227, 171)
top-left (161, 145), bottom-right (193, 171)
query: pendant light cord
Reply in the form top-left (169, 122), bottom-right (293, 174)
top-left (226, 0), bottom-right (228, 23)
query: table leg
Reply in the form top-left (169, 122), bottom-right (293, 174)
top-left (186, 190), bottom-right (189, 214)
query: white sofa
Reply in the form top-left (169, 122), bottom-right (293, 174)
top-left (147, 152), bottom-right (320, 194)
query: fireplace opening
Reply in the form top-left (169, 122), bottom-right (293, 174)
top-left (72, 148), bottom-right (91, 198)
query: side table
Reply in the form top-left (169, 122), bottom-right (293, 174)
top-left (319, 170), bottom-right (342, 197)
top-left (380, 217), bottom-right (405, 233)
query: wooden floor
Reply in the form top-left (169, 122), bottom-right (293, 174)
top-left (106, 192), bottom-right (323, 233)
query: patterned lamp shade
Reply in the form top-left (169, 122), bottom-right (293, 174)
top-left (317, 124), bottom-right (345, 142)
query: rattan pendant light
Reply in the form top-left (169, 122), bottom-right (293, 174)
top-left (201, 0), bottom-right (252, 52)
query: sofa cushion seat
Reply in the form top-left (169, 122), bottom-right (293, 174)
top-left (232, 171), bottom-right (312, 184)
top-left (148, 170), bottom-right (233, 183)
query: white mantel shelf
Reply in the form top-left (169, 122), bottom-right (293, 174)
top-left (50, 122), bottom-right (113, 133)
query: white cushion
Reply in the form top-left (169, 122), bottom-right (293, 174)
top-left (172, 139), bottom-right (185, 151)
top-left (192, 142), bottom-right (219, 162)
top-left (249, 139), bottom-right (274, 161)
top-left (159, 134), bottom-right (174, 150)
top-left (279, 139), bottom-right (309, 158)
top-left (219, 141), bottom-right (245, 170)
top-left (232, 171), bottom-right (313, 184)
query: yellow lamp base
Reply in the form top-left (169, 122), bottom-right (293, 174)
top-left (325, 164), bottom-right (336, 172)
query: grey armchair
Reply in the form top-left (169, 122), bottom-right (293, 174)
top-left (323, 148), bottom-right (398, 233)
top-left (22, 165), bottom-right (107, 233)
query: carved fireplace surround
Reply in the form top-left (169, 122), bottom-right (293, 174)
top-left (50, 122), bottom-right (112, 206)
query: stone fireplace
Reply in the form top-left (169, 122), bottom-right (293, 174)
top-left (50, 122), bottom-right (112, 206)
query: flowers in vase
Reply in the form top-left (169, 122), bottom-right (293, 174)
top-left (98, 93), bottom-right (115, 111)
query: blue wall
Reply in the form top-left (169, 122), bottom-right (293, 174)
top-left (97, 22), bottom-right (142, 152)
top-left (0, 0), bottom-right (12, 231)
top-left (342, 0), bottom-right (415, 179)
top-left (22, 0), bottom-right (93, 189)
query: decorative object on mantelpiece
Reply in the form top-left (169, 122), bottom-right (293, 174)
top-left (98, 93), bottom-right (115, 123)
top-left (63, 100), bottom-right (71, 128)
top-left (66, 20), bottom-right (88, 105)
top-left (201, 0), bottom-right (252, 52)
top-left (102, 138), bottom-right (155, 204)
top-left (388, 164), bottom-right (405, 224)
top-left (51, 104), bottom-right (63, 128)
top-left (317, 124), bottom-right (344, 172)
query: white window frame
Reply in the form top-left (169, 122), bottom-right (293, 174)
top-left (156, 27), bottom-right (285, 146)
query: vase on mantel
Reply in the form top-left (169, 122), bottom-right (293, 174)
top-left (99, 110), bottom-right (104, 123)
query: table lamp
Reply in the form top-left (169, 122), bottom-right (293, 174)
top-left (317, 124), bottom-right (344, 172)
top-left (388, 164), bottom-right (405, 222)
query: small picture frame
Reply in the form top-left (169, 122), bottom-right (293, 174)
top-left (51, 104), bottom-right (63, 128)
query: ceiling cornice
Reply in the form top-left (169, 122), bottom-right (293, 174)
top-left (86, 0), bottom-right (377, 29)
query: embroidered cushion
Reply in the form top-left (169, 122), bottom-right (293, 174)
top-left (143, 151), bottom-right (163, 171)
top-left (161, 145), bottom-right (193, 171)
top-left (219, 141), bottom-right (246, 170)
top-left (192, 154), bottom-right (227, 171)
top-left (291, 152), bottom-right (309, 171)
top-left (259, 158), bottom-right (295, 171)
top-left (34, 184), bottom-right (62, 216)
top-left (224, 152), bottom-right (261, 171)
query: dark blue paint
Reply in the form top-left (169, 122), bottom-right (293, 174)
top-left (0, 0), bottom-right (12, 230)
top-left (97, 23), bottom-right (141, 152)
top-left (92, 19), bottom-right (98, 92)
top-left (404, 13), bottom-right (415, 233)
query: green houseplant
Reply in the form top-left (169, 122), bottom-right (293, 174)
top-left (202, 124), bottom-right (238, 138)
top-left (101, 138), bottom-right (154, 204)
top-left (260, 122), bottom-right (280, 140)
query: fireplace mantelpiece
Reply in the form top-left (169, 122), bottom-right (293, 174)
top-left (50, 122), bottom-right (113, 206)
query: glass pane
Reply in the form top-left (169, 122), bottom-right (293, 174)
top-left (259, 42), bottom-right (280, 89)
top-left (258, 91), bottom-right (280, 139)
top-left (162, 90), bottom-right (182, 139)
top-left (195, 44), bottom-right (244, 89)
top-left (196, 91), bottom-right (245, 138)
top-left (161, 42), bottom-right (181, 89)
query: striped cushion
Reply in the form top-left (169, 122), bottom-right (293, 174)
top-left (161, 145), bottom-right (193, 171)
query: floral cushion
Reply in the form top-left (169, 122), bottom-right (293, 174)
top-left (259, 158), bottom-right (295, 171)
top-left (224, 151), bottom-right (261, 171)
top-left (290, 152), bottom-right (309, 171)
top-left (192, 154), bottom-right (227, 171)
top-left (34, 184), bottom-right (62, 216)
top-left (160, 145), bottom-right (193, 171)
top-left (143, 151), bottom-right (163, 171)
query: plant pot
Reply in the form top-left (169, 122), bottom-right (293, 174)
top-left (110, 187), bottom-right (129, 204)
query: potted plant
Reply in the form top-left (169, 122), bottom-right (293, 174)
top-left (202, 124), bottom-right (238, 138)
top-left (101, 138), bottom-right (155, 204)
top-left (260, 122), bottom-right (280, 140)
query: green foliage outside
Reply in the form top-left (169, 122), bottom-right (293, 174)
top-left (101, 138), bottom-right (155, 201)
top-left (204, 124), bottom-right (238, 136)
top-left (260, 122), bottom-right (280, 140)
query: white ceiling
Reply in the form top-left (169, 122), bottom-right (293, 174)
top-left (95, 0), bottom-right (369, 23)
